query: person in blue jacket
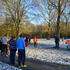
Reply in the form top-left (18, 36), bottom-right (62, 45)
top-left (9, 36), bottom-right (17, 65)
top-left (17, 34), bottom-right (26, 68)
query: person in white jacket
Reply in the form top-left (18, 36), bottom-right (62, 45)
top-left (1, 34), bottom-right (8, 56)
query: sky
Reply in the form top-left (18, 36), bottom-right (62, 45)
top-left (26, 0), bottom-right (70, 25)
top-left (0, 0), bottom-right (70, 25)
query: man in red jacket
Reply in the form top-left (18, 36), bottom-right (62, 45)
top-left (33, 36), bottom-right (37, 48)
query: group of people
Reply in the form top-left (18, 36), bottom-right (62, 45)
top-left (1, 34), bottom-right (67, 68)
top-left (0, 34), bottom-right (38, 68)
top-left (0, 34), bottom-right (30, 68)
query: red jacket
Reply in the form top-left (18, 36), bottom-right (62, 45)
top-left (23, 37), bottom-right (28, 47)
top-left (33, 38), bottom-right (37, 43)
top-left (25, 42), bottom-right (28, 47)
top-left (66, 40), bottom-right (70, 45)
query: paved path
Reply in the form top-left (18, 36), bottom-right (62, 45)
top-left (0, 53), bottom-right (70, 70)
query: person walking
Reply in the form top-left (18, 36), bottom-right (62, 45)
top-left (33, 36), bottom-right (37, 48)
top-left (1, 34), bottom-right (8, 56)
top-left (9, 36), bottom-right (17, 65)
top-left (17, 34), bottom-right (26, 68)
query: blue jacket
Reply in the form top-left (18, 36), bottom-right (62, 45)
top-left (9, 39), bottom-right (17, 49)
top-left (17, 38), bottom-right (25, 50)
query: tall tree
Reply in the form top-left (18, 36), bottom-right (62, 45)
top-left (0, 0), bottom-right (32, 39)
top-left (50, 0), bottom-right (68, 48)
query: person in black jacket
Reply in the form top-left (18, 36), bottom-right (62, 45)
top-left (0, 39), bottom-right (2, 51)
top-left (9, 36), bottom-right (17, 65)
top-left (54, 35), bottom-right (59, 48)
top-left (25, 36), bottom-right (28, 43)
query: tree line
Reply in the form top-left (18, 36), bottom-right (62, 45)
top-left (0, 21), bottom-right (70, 39)
top-left (0, 0), bottom-right (70, 41)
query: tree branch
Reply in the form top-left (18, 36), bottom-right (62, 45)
top-left (49, 0), bottom-right (58, 10)
top-left (61, 0), bottom-right (68, 14)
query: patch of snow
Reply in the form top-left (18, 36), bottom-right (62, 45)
top-left (0, 62), bottom-right (22, 70)
top-left (26, 48), bottom-right (70, 65)
top-left (26, 38), bottom-right (70, 65)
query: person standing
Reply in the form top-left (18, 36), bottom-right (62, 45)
top-left (25, 37), bottom-right (28, 43)
top-left (33, 36), bottom-right (37, 48)
top-left (9, 36), bottom-right (17, 65)
top-left (29, 37), bottom-right (31, 45)
top-left (25, 36), bottom-right (29, 47)
top-left (1, 34), bottom-right (8, 56)
top-left (0, 38), bottom-right (2, 51)
top-left (17, 34), bottom-right (26, 68)
top-left (54, 35), bottom-right (59, 49)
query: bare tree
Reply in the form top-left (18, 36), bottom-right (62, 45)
top-left (32, 0), bottom-right (56, 39)
top-left (63, 12), bottom-right (70, 39)
top-left (49, 0), bottom-right (68, 48)
top-left (0, 0), bottom-right (32, 39)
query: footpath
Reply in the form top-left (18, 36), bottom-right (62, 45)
top-left (0, 53), bottom-right (70, 70)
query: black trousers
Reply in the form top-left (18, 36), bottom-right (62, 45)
top-left (18, 50), bottom-right (25, 66)
top-left (34, 42), bottom-right (37, 48)
top-left (0, 43), bottom-right (2, 51)
top-left (10, 49), bottom-right (16, 65)
top-left (1, 44), bottom-right (7, 54)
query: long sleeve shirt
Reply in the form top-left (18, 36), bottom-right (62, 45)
top-left (1, 36), bottom-right (8, 45)
top-left (17, 38), bottom-right (25, 50)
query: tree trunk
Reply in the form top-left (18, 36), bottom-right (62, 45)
top-left (56, 0), bottom-right (61, 48)
top-left (65, 23), bottom-right (67, 39)
top-left (48, 8), bottom-right (51, 40)
top-left (16, 25), bottom-right (19, 39)
top-left (48, 23), bottom-right (50, 40)
top-left (16, 21), bottom-right (20, 40)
